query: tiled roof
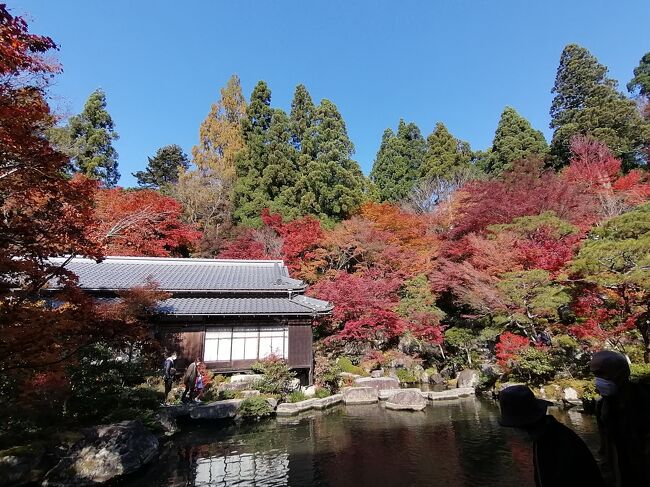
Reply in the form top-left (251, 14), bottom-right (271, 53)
top-left (159, 296), bottom-right (333, 316)
top-left (48, 256), bottom-right (306, 292)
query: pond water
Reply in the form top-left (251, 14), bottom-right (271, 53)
top-left (123, 397), bottom-right (600, 487)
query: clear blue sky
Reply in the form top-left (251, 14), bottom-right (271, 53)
top-left (13, 0), bottom-right (650, 187)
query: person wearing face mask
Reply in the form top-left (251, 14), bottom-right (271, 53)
top-left (590, 350), bottom-right (650, 486)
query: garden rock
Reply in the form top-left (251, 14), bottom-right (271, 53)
top-left (189, 400), bottom-right (242, 420)
top-left (563, 387), bottom-right (579, 401)
top-left (429, 373), bottom-right (445, 385)
top-left (302, 385), bottom-right (317, 397)
top-left (343, 387), bottom-right (378, 404)
top-left (353, 377), bottom-right (399, 391)
top-left (0, 446), bottom-right (44, 487)
top-left (370, 369), bottom-right (384, 378)
top-left (239, 390), bottom-right (260, 398)
top-left (230, 374), bottom-right (263, 384)
top-left (265, 397), bottom-right (278, 410)
top-left (385, 389), bottom-right (427, 411)
top-left (44, 421), bottom-right (158, 486)
top-left (456, 369), bottom-right (480, 388)
top-left (152, 410), bottom-right (178, 436)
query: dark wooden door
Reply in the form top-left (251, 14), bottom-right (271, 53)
top-left (288, 324), bottom-right (312, 368)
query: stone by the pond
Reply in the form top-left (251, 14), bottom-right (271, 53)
top-left (339, 372), bottom-right (361, 379)
top-left (265, 397), bottom-right (278, 410)
top-left (189, 399), bottom-right (243, 420)
top-left (563, 387), bottom-right (579, 401)
top-left (343, 386), bottom-right (378, 404)
top-left (429, 373), bottom-right (445, 385)
top-left (386, 389), bottom-right (427, 411)
top-left (456, 369), bottom-right (480, 389)
top-left (427, 387), bottom-right (475, 401)
top-left (240, 390), bottom-right (260, 398)
top-left (276, 399), bottom-right (316, 416)
top-left (302, 385), bottom-right (317, 397)
top-left (353, 376), bottom-right (399, 391)
top-left (370, 369), bottom-right (384, 378)
top-left (152, 410), bottom-right (178, 436)
top-left (313, 394), bottom-right (343, 410)
top-left (0, 446), bottom-right (44, 487)
top-left (44, 421), bottom-right (158, 486)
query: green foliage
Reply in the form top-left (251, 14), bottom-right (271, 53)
top-left (481, 106), bottom-right (548, 175)
top-left (218, 389), bottom-right (237, 400)
top-left (553, 334), bottom-right (579, 351)
top-left (314, 356), bottom-right (342, 391)
top-left (421, 122), bottom-right (474, 179)
top-left (549, 44), bottom-right (649, 169)
top-left (370, 120), bottom-right (426, 202)
top-left (396, 368), bottom-right (418, 383)
top-left (314, 388), bottom-right (331, 398)
top-left (511, 347), bottom-right (555, 384)
top-left (238, 396), bottom-right (273, 420)
top-left (133, 144), bottom-right (190, 190)
top-left (628, 52), bottom-right (650, 97)
top-left (287, 390), bottom-right (307, 403)
top-left (630, 363), bottom-right (650, 385)
top-left (251, 355), bottom-right (297, 396)
top-left (444, 328), bottom-right (476, 349)
top-left (488, 211), bottom-right (578, 239)
top-left (52, 89), bottom-right (120, 186)
top-left (337, 357), bottom-right (367, 376)
top-left (397, 274), bottom-right (445, 320)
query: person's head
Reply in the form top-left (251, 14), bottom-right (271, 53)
top-left (498, 385), bottom-right (551, 430)
top-left (170, 351), bottom-right (177, 360)
top-left (195, 357), bottom-right (201, 364)
top-left (590, 350), bottom-right (630, 396)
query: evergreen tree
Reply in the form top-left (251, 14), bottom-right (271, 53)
top-left (481, 107), bottom-right (548, 175)
top-left (289, 99), bottom-right (366, 222)
top-left (192, 74), bottom-right (246, 182)
top-left (627, 52), bottom-right (650, 97)
top-left (233, 81), bottom-right (275, 224)
top-left (370, 119), bottom-right (426, 201)
top-left (53, 89), bottom-right (120, 186)
top-left (549, 44), bottom-right (649, 169)
top-left (289, 84), bottom-right (316, 156)
top-left (133, 144), bottom-right (189, 190)
top-left (421, 122), bottom-right (473, 179)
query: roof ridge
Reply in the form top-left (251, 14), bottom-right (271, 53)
top-left (48, 256), bottom-right (287, 266)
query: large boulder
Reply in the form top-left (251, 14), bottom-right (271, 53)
top-left (456, 369), bottom-right (480, 389)
top-left (343, 387), bottom-right (378, 404)
top-left (353, 377), bottom-right (399, 391)
top-left (44, 421), bottom-right (158, 486)
top-left (0, 446), bottom-right (45, 487)
top-left (429, 373), bottom-right (445, 385)
top-left (385, 389), bottom-right (427, 411)
top-left (189, 399), bottom-right (242, 420)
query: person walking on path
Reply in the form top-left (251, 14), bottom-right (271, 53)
top-left (163, 351), bottom-right (177, 405)
top-left (181, 357), bottom-right (200, 404)
top-left (499, 385), bottom-right (605, 487)
top-left (590, 350), bottom-right (650, 487)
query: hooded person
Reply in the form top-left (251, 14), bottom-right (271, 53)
top-left (498, 385), bottom-right (605, 487)
top-left (590, 350), bottom-right (650, 487)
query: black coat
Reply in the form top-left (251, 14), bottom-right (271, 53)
top-left (533, 416), bottom-right (605, 487)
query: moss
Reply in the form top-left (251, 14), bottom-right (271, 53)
top-left (396, 368), bottom-right (418, 384)
top-left (337, 357), bottom-right (368, 376)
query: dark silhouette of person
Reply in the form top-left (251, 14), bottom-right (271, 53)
top-left (163, 351), bottom-right (177, 404)
top-left (590, 350), bottom-right (650, 486)
top-left (499, 385), bottom-right (605, 487)
top-left (181, 357), bottom-right (200, 404)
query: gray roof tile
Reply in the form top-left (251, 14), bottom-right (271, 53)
top-left (159, 297), bottom-right (333, 316)
top-left (48, 257), bottom-right (305, 292)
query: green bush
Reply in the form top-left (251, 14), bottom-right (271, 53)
top-left (252, 355), bottom-right (296, 397)
top-left (511, 348), bottom-right (555, 385)
top-left (553, 334), bottom-right (579, 351)
top-left (396, 368), bottom-right (418, 384)
top-left (314, 356), bottom-right (342, 392)
top-left (314, 388), bottom-right (331, 399)
top-left (337, 357), bottom-right (367, 376)
top-left (630, 363), bottom-right (650, 385)
top-left (238, 397), bottom-right (272, 420)
top-left (287, 391), bottom-right (307, 403)
top-left (218, 389), bottom-right (237, 400)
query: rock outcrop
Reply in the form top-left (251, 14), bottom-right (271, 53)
top-left (189, 399), bottom-right (243, 420)
top-left (353, 377), bottom-right (399, 391)
top-left (456, 369), bottom-right (480, 389)
top-left (343, 387), bottom-right (378, 404)
top-left (44, 421), bottom-right (158, 486)
top-left (385, 389), bottom-right (427, 411)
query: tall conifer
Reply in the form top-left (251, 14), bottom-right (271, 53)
top-left (421, 122), bottom-right (473, 179)
top-left (133, 144), bottom-right (189, 190)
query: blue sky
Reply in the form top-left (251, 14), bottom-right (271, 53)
top-left (14, 0), bottom-right (650, 187)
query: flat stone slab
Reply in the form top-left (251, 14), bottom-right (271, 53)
top-left (313, 394), bottom-right (343, 410)
top-left (343, 386), bottom-right (378, 404)
top-left (189, 399), bottom-right (242, 419)
top-left (276, 399), bottom-right (316, 416)
top-left (385, 389), bottom-right (427, 411)
top-left (427, 387), bottom-right (475, 401)
top-left (378, 388), bottom-right (423, 400)
top-left (353, 377), bottom-right (400, 391)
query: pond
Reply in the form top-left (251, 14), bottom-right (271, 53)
top-left (123, 397), bottom-right (600, 487)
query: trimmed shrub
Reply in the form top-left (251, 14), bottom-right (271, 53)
top-left (252, 355), bottom-right (296, 397)
top-left (396, 368), bottom-right (418, 384)
top-left (238, 397), bottom-right (272, 420)
top-left (337, 357), bottom-right (367, 376)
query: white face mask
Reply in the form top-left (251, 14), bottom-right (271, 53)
top-left (595, 377), bottom-right (618, 397)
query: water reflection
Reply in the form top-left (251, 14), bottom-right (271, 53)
top-left (123, 397), bottom-right (599, 487)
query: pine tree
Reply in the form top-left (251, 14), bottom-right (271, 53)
top-left (421, 122), bottom-right (473, 179)
top-left (54, 89), bottom-right (120, 186)
top-left (549, 44), bottom-right (649, 169)
top-left (481, 107), bottom-right (548, 175)
top-left (370, 120), bottom-right (426, 201)
top-left (627, 52), bottom-right (650, 98)
top-left (289, 84), bottom-right (316, 156)
top-left (133, 144), bottom-right (189, 190)
top-left (290, 99), bottom-right (366, 222)
top-left (192, 74), bottom-right (246, 182)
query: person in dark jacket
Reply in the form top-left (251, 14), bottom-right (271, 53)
top-left (181, 357), bottom-right (200, 404)
top-left (499, 385), bottom-right (605, 487)
top-left (590, 350), bottom-right (650, 487)
top-left (163, 352), bottom-right (177, 404)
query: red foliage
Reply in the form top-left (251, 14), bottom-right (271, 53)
top-left (495, 332), bottom-right (530, 367)
top-left (92, 188), bottom-right (202, 257)
top-left (216, 227), bottom-right (274, 260)
top-left (568, 288), bottom-right (635, 342)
